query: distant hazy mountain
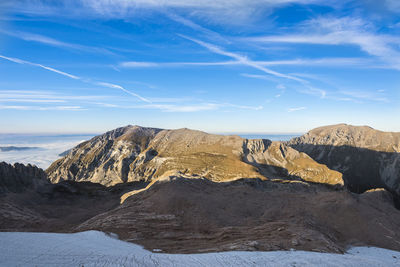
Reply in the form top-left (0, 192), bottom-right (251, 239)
top-left (289, 124), bottom-right (400, 196)
top-left (47, 125), bottom-right (343, 186)
top-left (0, 146), bottom-right (39, 152)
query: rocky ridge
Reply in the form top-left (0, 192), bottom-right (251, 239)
top-left (1, 124), bottom-right (400, 254)
top-left (288, 124), bottom-right (400, 196)
top-left (0, 162), bottom-right (48, 193)
top-left (47, 125), bottom-right (343, 187)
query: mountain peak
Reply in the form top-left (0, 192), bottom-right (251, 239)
top-left (46, 125), bottom-right (343, 187)
top-left (289, 124), bottom-right (400, 196)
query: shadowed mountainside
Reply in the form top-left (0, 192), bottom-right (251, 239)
top-left (46, 125), bottom-right (343, 187)
top-left (0, 162), bottom-right (148, 232)
top-left (1, 163), bottom-right (400, 254)
top-left (288, 124), bottom-right (400, 197)
top-left (73, 177), bottom-right (400, 253)
top-left (0, 162), bottom-right (48, 193)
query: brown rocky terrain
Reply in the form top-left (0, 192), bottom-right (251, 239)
top-left (75, 176), bottom-right (400, 254)
top-left (288, 124), bottom-right (400, 198)
top-left (0, 162), bottom-right (147, 232)
top-left (2, 124), bottom-right (400, 254)
top-left (1, 164), bottom-right (400, 254)
top-left (47, 125), bottom-right (343, 186)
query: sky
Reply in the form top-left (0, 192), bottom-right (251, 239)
top-left (0, 0), bottom-right (399, 134)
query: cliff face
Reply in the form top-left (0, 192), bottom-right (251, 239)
top-left (288, 124), bottom-right (400, 195)
top-left (46, 125), bottom-right (343, 187)
top-left (0, 162), bottom-right (48, 193)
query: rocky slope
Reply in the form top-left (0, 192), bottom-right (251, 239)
top-left (0, 162), bottom-right (147, 232)
top-left (2, 169), bottom-right (400, 253)
top-left (47, 125), bottom-right (343, 187)
top-left (288, 124), bottom-right (400, 196)
top-left (1, 137), bottom-right (400, 254)
top-left (110, 177), bottom-right (398, 253)
top-left (0, 162), bottom-right (48, 194)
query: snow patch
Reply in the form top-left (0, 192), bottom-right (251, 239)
top-left (0, 231), bottom-right (399, 266)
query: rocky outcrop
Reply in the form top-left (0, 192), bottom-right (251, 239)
top-left (0, 162), bottom-right (48, 193)
top-left (288, 124), bottom-right (400, 195)
top-left (243, 139), bottom-right (343, 185)
top-left (46, 125), bottom-right (343, 187)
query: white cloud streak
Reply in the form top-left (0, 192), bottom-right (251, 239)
top-left (119, 61), bottom-right (239, 68)
top-left (0, 90), bottom-right (113, 101)
top-left (0, 90), bottom-right (262, 113)
top-left (0, 105), bottom-right (86, 111)
top-left (0, 54), bottom-right (80, 79)
top-left (338, 90), bottom-right (389, 103)
top-left (246, 16), bottom-right (400, 70)
top-left (120, 57), bottom-right (369, 68)
top-left (0, 99), bottom-right (66, 103)
top-left (95, 82), bottom-right (151, 103)
top-left (7, 0), bottom-right (325, 24)
top-left (288, 106), bottom-right (306, 112)
top-left (145, 102), bottom-right (263, 112)
top-left (178, 34), bottom-right (306, 83)
top-left (0, 29), bottom-right (114, 55)
top-left (93, 102), bottom-right (263, 113)
top-left (164, 12), bottom-right (231, 43)
top-left (0, 54), bottom-right (150, 102)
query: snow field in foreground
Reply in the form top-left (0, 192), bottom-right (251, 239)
top-left (0, 231), bottom-right (399, 267)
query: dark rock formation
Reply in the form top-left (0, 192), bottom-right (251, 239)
top-left (0, 162), bottom-right (48, 193)
top-left (288, 124), bottom-right (400, 196)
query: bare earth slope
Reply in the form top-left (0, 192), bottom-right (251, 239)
top-left (1, 164), bottom-right (400, 254)
top-left (76, 176), bottom-right (400, 253)
top-left (47, 125), bottom-right (343, 186)
top-left (288, 124), bottom-right (400, 197)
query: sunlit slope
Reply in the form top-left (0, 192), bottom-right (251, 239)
top-left (47, 125), bottom-right (342, 186)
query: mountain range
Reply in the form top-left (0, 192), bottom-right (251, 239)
top-left (1, 124), bottom-right (400, 254)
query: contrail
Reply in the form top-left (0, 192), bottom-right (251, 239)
top-left (0, 54), bottom-right (151, 103)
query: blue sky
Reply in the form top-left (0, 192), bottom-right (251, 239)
top-left (0, 0), bottom-right (399, 134)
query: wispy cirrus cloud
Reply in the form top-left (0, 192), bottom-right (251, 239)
top-left (0, 90), bottom-right (113, 101)
top-left (288, 106), bottom-right (306, 112)
top-left (120, 57), bottom-right (370, 69)
top-left (0, 105), bottom-right (86, 111)
top-left (0, 54), bottom-right (150, 102)
top-left (246, 16), bottom-right (400, 70)
top-left (0, 55), bottom-right (80, 79)
top-left (338, 90), bottom-right (389, 103)
top-left (119, 60), bottom-right (238, 68)
top-left (6, 0), bottom-right (328, 24)
top-left (178, 34), bottom-right (306, 83)
top-left (95, 82), bottom-right (151, 103)
top-left (119, 102), bottom-right (263, 113)
top-left (0, 29), bottom-right (114, 55)
top-left (0, 90), bottom-right (263, 113)
top-left (0, 99), bottom-right (66, 103)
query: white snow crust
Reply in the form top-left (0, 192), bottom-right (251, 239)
top-left (0, 231), bottom-right (399, 266)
